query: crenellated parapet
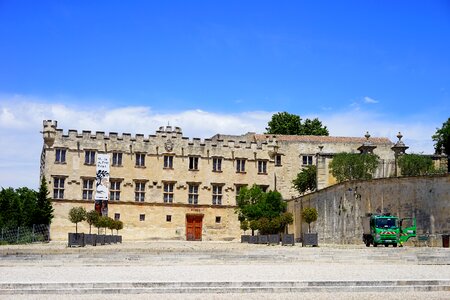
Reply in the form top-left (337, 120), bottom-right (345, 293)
top-left (44, 121), bottom-right (274, 159)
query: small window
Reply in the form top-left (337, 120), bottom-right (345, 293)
top-left (302, 155), bottom-right (314, 166)
top-left (215, 216), bottom-right (221, 223)
top-left (82, 179), bottom-right (94, 200)
top-left (166, 215), bottom-right (172, 222)
top-left (53, 177), bottom-right (65, 199)
top-left (164, 155), bottom-right (173, 168)
top-left (212, 184), bottom-right (223, 205)
top-left (212, 157), bottom-right (222, 172)
top-left (164, 182), bottom-right (174, 203)
top-left (55, 148), bottom-right (66, 163)
top-left (110, 180), bottom-right (121, 201)
top-left (135, 153), bottom-right (145, 167)
top-left (112, 152), bottom-right (122, 166)
top-left (275, 154), bottom-right (282, 166)
top-left (114, 213), bottom-right (120, 221)
top-left (189, 156), bottom-right (199, 170)
top-left (135, 181), bottom-right (145, 202)
top-left (257, 160), bottom-right (267, 174)
top-left (188, 184), bottom-right (199, 204)
top-left (85, 150), bottom-right (96, 165)
top-left (139, 214), bottom-right (145, 221)
top-left (236, 159), bottom-right (246, 173)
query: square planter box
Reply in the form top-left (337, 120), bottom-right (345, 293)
top-left (268, 234), bottom-right (280, 245)
top-left (241, 235), bottom-right (251, 243)
top-left (68, 233), bottom-right (85, 247)
top-left (96, 234), bottom-right (105, 245)
top-left (281, 234), bottom-right (295, 246)
top-left (302, 233), bottom-right (318, 247)
top-left (117, 235), bottom-right (122, 243)
top-left (248, 235), bottom-right (258, 244)
top-left (105, 235), bottom-right (113, 244)
top-left (258, 235), bottom-right (269, 244)
top-left (84, 234), bottom-right (97, 246)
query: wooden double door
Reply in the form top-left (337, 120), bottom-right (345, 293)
top-left (186, 214), bottom-right (203, 241)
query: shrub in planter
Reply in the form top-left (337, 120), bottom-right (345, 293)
top-left (302, 207), bottom-right (318, 247)
top-left (84, 234), bottom-right (97, 246)
top-left (258, 235), bottom-right (269, 244)
top-left (281, 234), bottom-right (295, 246)
top-left (268, 234), bottom-right (280, 245)
top-left (68, 232), bottom-right (85, 247)
top-left (241, 235), bottom-right (251, 243)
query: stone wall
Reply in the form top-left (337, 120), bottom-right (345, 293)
top-left (287, 175), bottom-right (450, 246)
top-left (50, 200), bottom-right (240, 241)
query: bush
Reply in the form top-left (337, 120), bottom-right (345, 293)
top-left (68, 207), bottom-right (86, 234)
top-left (302, 207), bottom-right (318, 233)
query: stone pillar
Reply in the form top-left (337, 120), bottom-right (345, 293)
top-left (391, 132), bottom-right (409, 177)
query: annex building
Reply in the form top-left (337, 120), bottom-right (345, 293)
top-left (41, 120), bottom-right (399, 241)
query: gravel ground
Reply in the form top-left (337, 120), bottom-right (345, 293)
top-left (1, 241), bottom-right (449, 299)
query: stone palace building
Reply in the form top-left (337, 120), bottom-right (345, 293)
top-left (41, 120), bottom-right (401, 241)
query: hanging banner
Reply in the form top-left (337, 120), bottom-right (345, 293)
top-left (95, 154), bottom-right (110, 216)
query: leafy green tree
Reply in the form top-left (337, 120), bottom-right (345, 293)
top-left (106, 217), bottom-right (116, 235)
top-left (0, 188), bottom-right (22, 229)
top-left (292, 165), bottom-right (317, 195)
top-left (85, 210), bottom-right (100, 234)
top-left (16, 187), bottom-right (37, 227)
top-left (329, 153), bottom-right (379, 183)
top-left (240, 220), bottom-right (249, 234)
top-left (397, 154), bottom-right (442, 176)
top-left (68, 207), bottom-right (86, 234)
top-left (300, 118), bottom-right (329, 136)
top-left (266, 112), bottom-right (302, 135)
top-left (266, 112), bottom-right (329, 136)
top-left (302, 207), bottom-right (318, 233)
top-left (114, 220), bottom-right (124, 235)
top-left (432, 117), bottom-right (450, 156)
top-left (236, 185), bottom-right (292, 235)
top-left (34, 177), bottom-right (54, 225)
top-left (95, 216), bottom-right (110, 235)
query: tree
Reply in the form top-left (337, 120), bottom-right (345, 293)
top-left (240, 220), bottom-right (249, 234)
top-left (16, 187), bottom-right (37, 227)
top-left (266, 112), bottom-right (329, 136)
top-left (266, 112), bottom-right (302, 135)
top-left (68, 207), bottom-right (86, 234)
top-left (85, 210), bottom-right (100, 234)
top-left (35, 177), bottom-right (54, 225)
top-left (114, 220), bottom-right (124, 235)
top-left (292, 165), bottom-right (317, 195)
top-left (397, 154), bottom-right (442, 176)
top-left (302, 207), bottom-right (318, 233)
top-left (300, 118), bottom-right (329, 136)
top-left (432, 117), bottom-right (450, 156)
top-left (329, 153), bottom-right (379, 183)
top-left (235, 185), bottom-right (292, 235)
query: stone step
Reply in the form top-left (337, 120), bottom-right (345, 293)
top-left (1, 280), bottom-right (449, 295)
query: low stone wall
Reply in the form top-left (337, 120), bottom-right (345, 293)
top-left (287, 175), bottom-right (450, 246)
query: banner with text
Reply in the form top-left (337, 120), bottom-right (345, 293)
top-left (95, 154), bottom-right (110, 216)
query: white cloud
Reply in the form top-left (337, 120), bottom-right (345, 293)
top-left (0, 95), bottom-right (439, 189)
top-left (364, 96), bottom-right (379, 104)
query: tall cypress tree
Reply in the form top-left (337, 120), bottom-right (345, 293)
top-left (35, 177), bottom-right (54, 225)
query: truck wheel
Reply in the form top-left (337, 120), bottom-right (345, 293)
top-left (385, 244), bottom-right (388, 247)
top-left (393, 243), bottom-right (397, 247)
top-left (365, 242), bottom-right (370, 247)
top-left (373, 243), bottom-right (378, 247)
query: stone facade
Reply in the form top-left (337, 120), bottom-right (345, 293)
top-left (287, 175), bottom-right (450, 246)
top-left (42, 120), bottom-right (402, 241)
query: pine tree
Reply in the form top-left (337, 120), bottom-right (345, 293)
top-left (35, 177), bottom-right (54, 225)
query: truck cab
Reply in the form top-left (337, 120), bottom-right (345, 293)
top-left (363, 214), bottom-right (416, 247)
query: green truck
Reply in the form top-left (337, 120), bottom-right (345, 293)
top-left (363, 213), bottom-right (416, 247)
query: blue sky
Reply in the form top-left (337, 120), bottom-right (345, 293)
top-left (1, 1), bottom-right (449, 188)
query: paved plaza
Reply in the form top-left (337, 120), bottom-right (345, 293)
top-left (0, 241), bottom-right (449, 299)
